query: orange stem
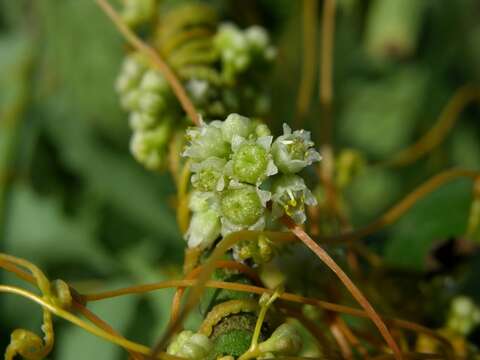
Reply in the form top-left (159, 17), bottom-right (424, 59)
top-left (169, 260), bottom-right (261, 324)
top-left (283, 217), bottom-right (403, 360)
top-left (321, 169), bottom-right (480, 244)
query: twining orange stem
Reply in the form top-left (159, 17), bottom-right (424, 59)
top-left (283, 218), bottom-right (403, 360)
top-left (95, 0), bottom-right (200, 126)
top-left (320, 168), bottom-right (480, 244)
top-left (336, 316), bottom-right (370, 358)
top-left (169, 260), bottom-right (261, 324)
top-left (295, 0), bottom-right (318, 125)
top-left (319, 0), bottom-right (336, 146)
top-left (0, 257), bottom-right (142, 359)
top-left (0, 259), bottom-right (36, 284)
top-left (330, 320), bottom-right (353, 359)
top-left (383, 85), bottom-right (480, 167)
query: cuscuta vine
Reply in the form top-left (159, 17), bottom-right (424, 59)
top-left (1, 0), bottom-right (480, 360)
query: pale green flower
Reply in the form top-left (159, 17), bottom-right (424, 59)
top-left (184, 121), bottom-right (230, 161)
top-left (272, 124), bottom-right (321, 174)
top-left (228, 135), bottom-right (277, 185)
top-left (220, 182), bottom-right (270, 234)
top-left (271, 175), bottom-right (317, 224)
top-left (191, 157), bottom-right (227, 192)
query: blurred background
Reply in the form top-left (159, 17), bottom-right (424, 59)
top-left (1, 0), bottom-right (480, 358)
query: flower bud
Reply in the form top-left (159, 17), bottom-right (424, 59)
top-left (254, 122), bottom-right (271, 137)
top-left (184, 122), bottom-right (230, 161)
top-left (130, 122), bottom-right (171, 170)
top-left (186, 209), bottom-right (221, 249)
top-left (140, 69), bottom-right (169, 93)
top-left (447, 296), bottom-right (480, 336)
top-left (191, 157), bottom-right (227, 192)
top-left (221, 113), bottom-right (253, 142)
top-left (137, 91), bottom-right (165, 115)
top-left (272, 175), bottom-right (317, 224)
top-left (272, 124), bottom-right (321, 174)
top-left (120, 89), bottom-right (142, 111)
top-left (167, 330), bottom-right (212, 360)
top-left (129, 111), bottom-right (157, 131)
top-left (258, 323), bottom-right (302, 355)
top-left (189, 191), bottom-right (218, 213)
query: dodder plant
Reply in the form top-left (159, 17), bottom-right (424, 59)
top-left (2, 1), bottom-right (480, 360)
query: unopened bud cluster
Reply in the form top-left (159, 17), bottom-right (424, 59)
top-left (183, 22), bottom-right (276, 119)
top-left (115, 53), bottom-right (179, 170)
top-left (214, 23), bottom-right (276, 85)
top-left (116, 7), bottom-right (276, 171)
top-left (184, 114), bottom-right (320, 254)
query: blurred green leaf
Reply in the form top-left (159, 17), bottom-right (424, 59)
top-left (339, 66), bottom-right (428, 158)
top-left (37, 0), bottom-right (127, 142)
top-left (56, 280), bottom-right (138, 360)
top-left (384, 179), bottom-right (473, 270)
top-left (4, 185), bottom-right (114, 272)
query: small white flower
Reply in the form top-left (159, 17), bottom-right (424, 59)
top-left (272, 124), bottom-right (321, 174)
top-left (183, 122), bottom-right (230, 161)
top-left (271, 175), bottom-right (317, 224)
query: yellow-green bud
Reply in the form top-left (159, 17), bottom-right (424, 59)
top-left (167, 330), bottom-right (212, 360)
top-left (258, 323), bottom-right (302, 355)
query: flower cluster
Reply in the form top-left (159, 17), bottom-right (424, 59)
top-left (115, 53), bottom-right (178, 170)
top-left (184, 114), bottom-right (320, 253)
top-left (115, 5), bottom-right (276, 171)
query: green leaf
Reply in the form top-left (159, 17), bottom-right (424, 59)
top-left (37, 0), bottom-right (127, 142)
top-left (339, 66), bottom-right (428, 158)
top-left (384, 179), bottom-right (473, 270)
top-left (4, 185), bottom-right (114, 272)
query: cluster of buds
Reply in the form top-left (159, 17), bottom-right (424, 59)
top-left (214, 23), bottom-right (276, 85)
top-left (182, 22), bottom-right (276, 119)
top-left (115, 5), bottom-right (276, 171)
top-left (184, 114), bottom-right (320, 255)
top-left (115, 53), bottom-right (179, 170)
